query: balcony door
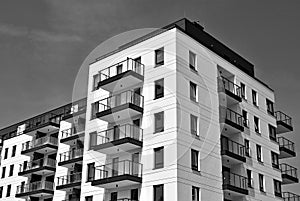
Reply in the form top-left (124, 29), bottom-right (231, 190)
top-left (111, 192), bottom-right (118, 201)
top-left (113, 125), bottom-right (120, 141)
top-left (133, 88), bottom-right (141, 106)
top-left (134, 57), bottom-right (141, 74)
top-left (132, 153), bottom-right (139, 176)
top-left (112, 157), bottom-right (119, 177)
top-left (133, 119), bottom-right (140, 139)
top-left (131, 188), bottom-right (139, 201)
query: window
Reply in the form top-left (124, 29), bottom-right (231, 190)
top-left (87, 163), bottom-right (95, 182)
top-left (274, 179), bottom-right (282, 197)
top-left (191, 149), bottom-right (200, 171)
top-left (244, 139), bottom-right (250, 157)
top-left (259, 174), bottom-right (265, 192)
top-left (240, 82), bottom-right (246, 99)
top-left (155, 47), bottom-right (164, 66)
top-left (247, 169), bottom-right (253, 188)
top-left (154, 112), bottom-right (164, 133)
top-left (242, 110), bottom-right (248, 127)
top-left (8, 165), bottom-right (13, 177)
top-left (154, 79), bottom-right (164, 99)
top-left (6, 184), bottom-right (11, 197)
top-left (85, 196), bottom-right (93, 201)
top-left (256, 144), bottom-right (263, 163)
top-left (266, 99), bottom-right (274, 115)
top-left (1, 167), bottom-right (5, 178)
top-left (154, 147), bottom-right (164, 169)
top-left (92, 74), bottom-right (100, 91)
top-left (0, 186), bottom-right (3, 198)
top-left (271, 152), bottom-right (279, 169)
top-left (190, 81), bottom-right (198, 102)
top-left (254, 116), bottom-right (260, 133)
top-left (4, 148), bottom-right (8, 159)
top-left (111, 192), bottom-right (118, 201)
top-left (154, 184), bottom-right (164, 201)
top-left (252, 90), bottom-right (258, 106)
top-left (11, 145), bottom-right (16, 157)
top-left (190, 115), bottom-right (198, 136)
top-left (189, 51), bottom-right (197, 71)
top-left (192, 186), bottom-right (199, 201)
top-left (91, 102), bottom-right (99, 119)
top-left (269, 124), bottom-right (277, 142)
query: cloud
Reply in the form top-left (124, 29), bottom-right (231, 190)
top-left (0, 23), bottom-right (82, 43)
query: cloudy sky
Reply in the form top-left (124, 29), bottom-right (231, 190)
top-left (0, 0), bottom-right (299, 193)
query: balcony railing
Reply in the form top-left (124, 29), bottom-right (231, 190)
top-left (276, 111), bottom-right (292, 127)
top-left (283, 192), bottom-right (300, 201)
top-left (218, 76), bottom-right (241, 98)
top-left (19, 158), bottom-right (56, 172)
top-left (16, 181), bottom-right (54, 194)
top-left (223, 171), bottom-right (248, 190)
top-left (61, 126), bottom-right (85, 139)
top-left (57, 172), bottom-right (82, 186)
top-left (59, 148), bottom-right (83, 162)
top-left (22, 136), bottom-right (58, 151)
top-left (95, 90), bottom-right (144, 112)
top-left (220, 107), bottom-right (244, 128)
top-left (98, 58), bottom-right (144, 82)
top-left (278, 137), bottom-right (295, 152)
top-left (281, 163), bottom-right (298, 178)
top-left (62, 199), bottom-right (80, 201)
top-left (91, 124), bottom-right (143, 147)
top-left (93, 160), bottom-right (142, 180)
top-left (221, 136), bottom-right (245, 158)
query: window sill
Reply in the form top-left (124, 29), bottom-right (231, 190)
top-left (190, 99), bottom-right (198, 104)
top-left (154, 96), bottom-right (164, 100)
top-left (153, 167), bottom-right (164, 170)
top-left (192, 169), bottom-right (201, 175)
top-left (190, 67), bottom-right (198, 74)
top-left (258, 161), bottom-right (264, 165)
top-left (253, 104), bottom-right (260, 109)
top-left (154, 63), bottom-right (164, 68)
top-left (260, 190), bottom-right (266, 194)
top-left (192, 134), bottom-right (200, 140)
top-left (255, 131), bottom-right (261, 135)
top-left (154, 130), bottom-right (164, 134)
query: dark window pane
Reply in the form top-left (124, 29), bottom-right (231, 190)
top-left (154, 112), bottom-right (164, 133)
top-left (155, 79), bottom-right (164, 99)
top-left (154, 184), bottom-right (164, 201)
top-left (154, 147), bottom-right (164, 169)
top-left (155, 48), bottom-right (164, 66)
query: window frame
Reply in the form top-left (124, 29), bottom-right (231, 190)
top-left (85, 196), bottom-right (93, 201)
top-left (154, 111), bottom-right (164, 133)
top-left (252, 90), bottom-right (258, 106)
top-left (154, 147), bottom-right (164, 169)
top-left (189, 51), bottom-right (197, 71)
top-left (154, 78), bottom-right (164, 99)
top-left (269, 124), bottom-right (277, 142)
top-left (254, 116), bottom-right (260, 134)
top-left (190, 114), bottom-right (199, 136)
top-left (191, 149), bottom-right (200, 172)
top-left (153, 184), bottom-right (164, 201)
top-left (6, 184), bottom-right (11, 197)
top-left (87, 162), bottom-right (95, 182)
top-left (11, 145), bottom-right (16, 157)
top-left (1, 167), bottom-right (5, 179)
top-left (271, 151), bottom-right (279, 169)
top-left (155, 47), bottom-right (164, 66)
top-left (244, 139), bottom-right (250, 157)
top-left (266, 98), bottom-right (275, 116)
top-left (192, 186), bottom-right (199, 201)
top-left (247, 169), bottom-right (253, 188)
top-left (273, 179), bottom-right (282, 197)
top-left (256, 144), bottom-right (263, 163)
top-left (4, 148), bottom-right (8, 160)
top-left (240, 82), bottom-right (246, 99)
top-left (190, 81), bottom-right (198, 102)
top-left (8, 165), bottom-right (13, 177)
top-left (259, 174), bottom-right (265, 192)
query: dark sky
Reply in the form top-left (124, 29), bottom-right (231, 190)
top-left (0, 0), bottom-right (299, 193)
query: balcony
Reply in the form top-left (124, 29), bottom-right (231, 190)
top-left (90, 124), bottom-right (143, 154)
top-left (96, 58), bottom-right (144, 92)
top-left (61, 98), bottom-right (87, 121)
top-left (275, 111), bottom-right (293, 134)
top-left (56, 172), bottom-right (82, 190)
top-left (278, 137), bottom-right (296, 159)
top-left (220, 107), bottom-right (244, 133)
top-left (15, 181), bottom-right (54, 198)
top-left (281, 163), bottom-right (299, 184)
top-left (21, 136), bottom-right (58, 155)
top-left (91, 160), bottom-right (142, 189)
top-left (19, 158), bottom-right (56, 176)
top-left (58, 148), bottom-right (83, 168)
top-left (23, 115), bottom-right (61, 135)
top-left (60, 127), bottom-right (85, 145)
top-left (222, 171), bottom-right (248, 196)
top-left (221, 136), bottom-right (246, 164)
top-left (283, 192), bottom-right (300, 201)
top-left (218, 76), bottom-right (242, 105)
top-left (95, 90), bottom-right (144, 122)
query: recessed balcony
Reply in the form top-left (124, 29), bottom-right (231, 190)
top-left (95, 90), bottom-right (144, 122)
top-left (220, 107), bottom-right (244, 133)
top-left (56, 172), bottom-right (82, 190)
top-left (23, 116), bottom-right (61, 135)
top-left (61, 99), bottom-right (87, 122)
top-left (221, 136), bottom-right (246, 164)
top-left (222, 171), bottom-right (248, 196)
top-left (58, 148), bottom-right (83, 168)
top-left (91, 160), bottom-right (142, 189)
top-left (218, 76), bottom-right (242, 105)
top-left (15, 181), bottom-right (54, 198)
top-left (18, 158), bottom-right (56, 176)
top-left (281, 163), bottom-right (299, 184)
top-left (277, 137), bottom-right (296, 159)
top-left (21, 136), bottom-right (58, 156)
top-left (283, 192), bottom-right (300, 201)
top-left (60, 127), bottom-right (85, 145)
top-left (90, 124), bottom-right (143, 154)
top-left (96, 58), bottom-right (144, 92)
top-left (275, 111), bottom-right (293, 134)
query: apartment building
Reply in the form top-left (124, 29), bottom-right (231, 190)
top-left (0, 18), bottom-right (299, 201)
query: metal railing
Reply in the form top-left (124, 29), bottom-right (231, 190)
top-left (223, 171), bottom-right (248, 190)
top-left (95, 90), bottom-right (144, 112)
top-left (16, 181), bottom-right (54, 194)
top-left (90, 124), bottom-right (143, 147)
top-left (275, 111), bottom-right (293, 127)
top-left (283, 192), bottom-right (300, 201)
top-left (218, 76), bottom-right (241, 98)
top-left (220, 107), bottom-right (243, 127)
top-left (98, 58), bottom-right (145, 82)
top-left (19, 158), bottom-right (56, 172)
top-left (281, 163), bottom-right (298, 178)
top-left (278, 137), bottom-right (295, 152)
top-left (93, 160), bottom-right (142, 181)
top-left (59, 148), bottom-right (83, 162)
top-left (61, 126), bottom-right (85, 139)
top-left (221, 136), bottom-right (245, 158)
top-left (22, 136), bottom-right (58, 151)
top-left (57, 172), bottom-right (82, 186)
